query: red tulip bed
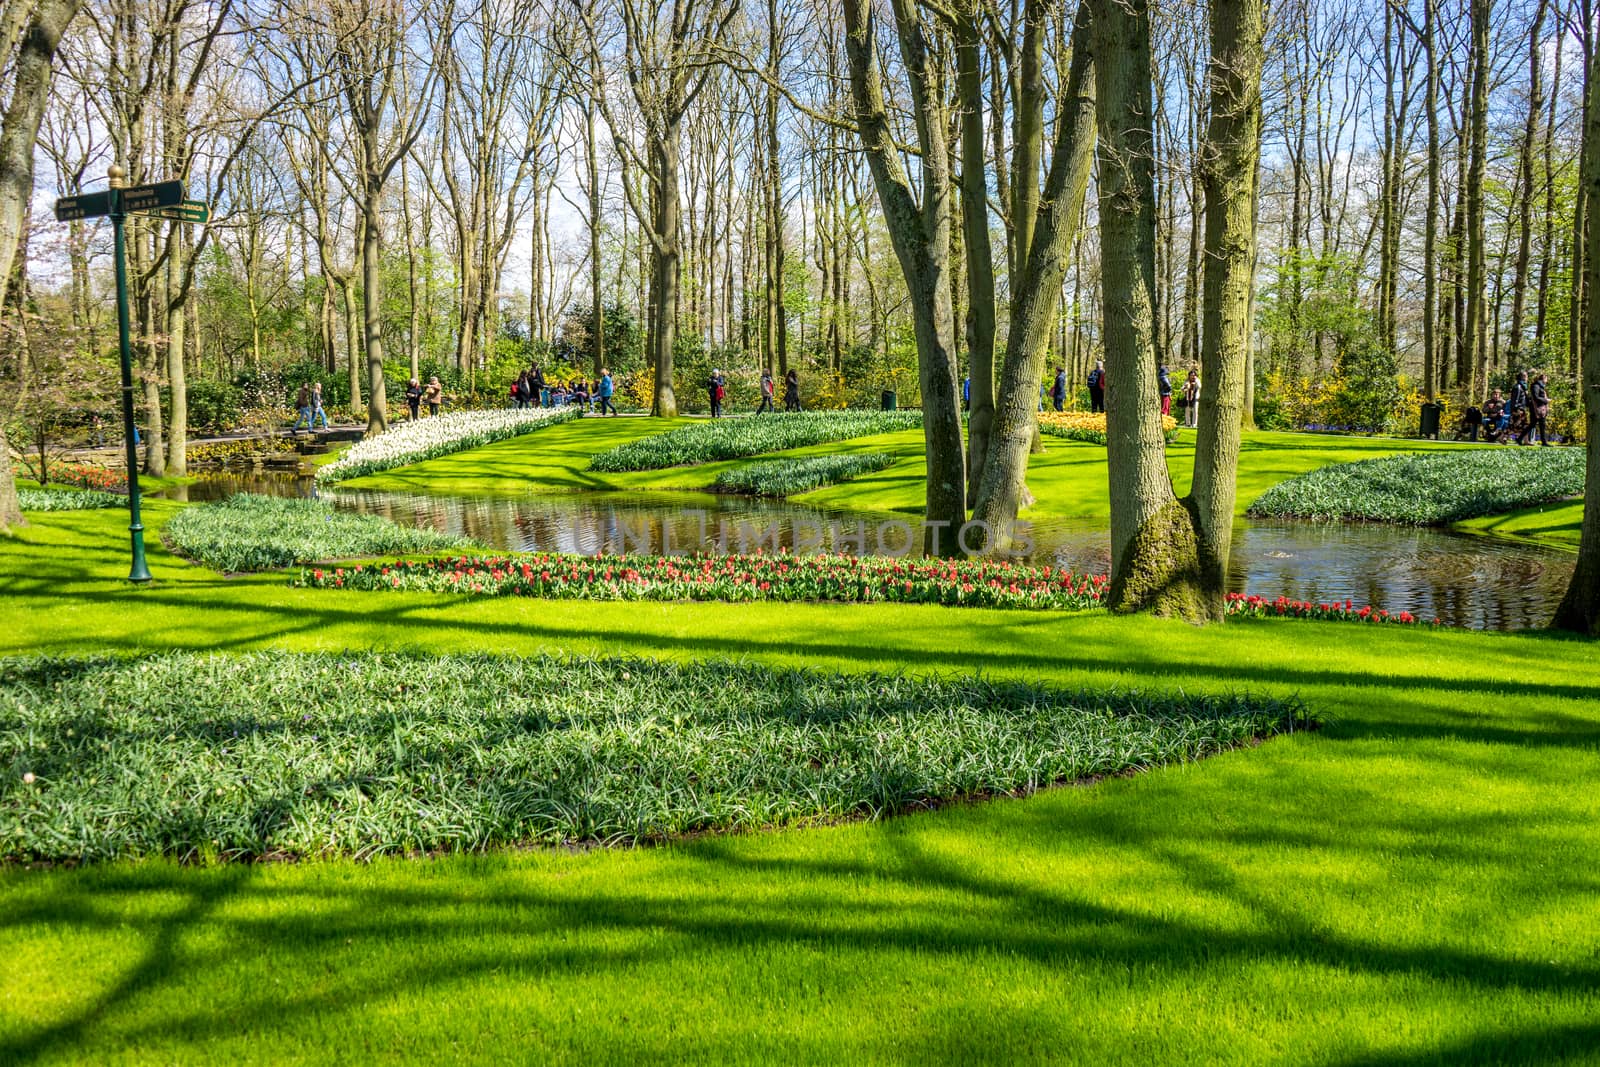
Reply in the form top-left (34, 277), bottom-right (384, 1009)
top-left (297, 553), bottom-right (1108, 610)
top-left (1224, 592), bottom-right (1439, 626)
top-left (293, 552), bottom-right (1440, 624)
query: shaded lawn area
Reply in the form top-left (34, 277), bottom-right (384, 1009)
top-left (2, 508), bottom-right (1600, 1063)
top-left (343, 418), bottom-right (1501, 526)
top-left (1455, 499), bottom-right (1583, 549)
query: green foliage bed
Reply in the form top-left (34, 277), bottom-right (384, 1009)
top-left (588, 411), bottom-right (922, 472)
top-left (1246, 446), bottom-right (1585, 525)
top-left (16, 487), bottom-right (124, 511)
top-left (711, 453), bottom-right (895, 496)
top-left (163, 494), bottom-right (469, 572)
top-left (0, 651), bottom-right (1305, 861)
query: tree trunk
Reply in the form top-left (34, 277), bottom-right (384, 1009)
top-left (1554, 32), bottom-right (1600, 635)
top-left (957, 8), bottom-right (996, 506)
top-left (363, 183), bottom-right (388, 436)
top-left (1464, 0), bottom-right (1491, 393)
top-left (1422, 0), bottom-right (1440, 399)
top-left (650, 127), bottom-right (681, 418)
top-left (0, 0), bottom-right (79, 529)
top-left (165, 237), bottom-right (187, 476)
top-left (971, 0), bottom-right (1097, 548)
top-left (1508, 0), bottom-right (1548, 371)
top-left (1092, 0), bottom-right (1208, 619)
top-left (1187, 0), bottom-right (1263, 605)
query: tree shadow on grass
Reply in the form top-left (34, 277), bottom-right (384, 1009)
top-left (4, 775), bottom-right (1598, 1063)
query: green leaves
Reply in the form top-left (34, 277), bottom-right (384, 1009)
top-left (1247, 447), bottom-right (1585, 525)
top-left (17, 487), bottom-right (125, 512)
top-left (0, 651), bottom-right (1306, 861)
top-left (712, 453), bottom-right (896, 496)
top-left (165, 494), bottom-right (469, 572)
top-left (588, 412), bottom-right (923, 472)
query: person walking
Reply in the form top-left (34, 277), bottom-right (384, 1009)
top-left (1509, 370), bottom-right (1530, 433)
top-left (1526, 372), bottom-right (1551, 445)
top-left (1051, 366), bottom-right (1067, 412)
top-left (310, 382), bottom-right (329, 430)
top-left (1087, 360), bottom-right (1105, 413)
top-left (707, 369), bottom-right (725, 418)
top-left (405, 378), bottom-right (422, 420)
top-left (424, 376), bottom-right (443, 416)
top-left (530, 364), bottom-right (547, 408)
top-left (784, 369), bottom-right (801, 412)
top-left (1183, 369), bottom-right (1201, 429)
top-left (757, 370), bottom-right (775, 414)
top-left (962, 375), bottom-right (971, 411)
top-left (292, 383), bottom-right (312, 435)
top-left (1157, 364), bottom-right (1172, 417)
top-left (598, 369), bottom-right (618, 415)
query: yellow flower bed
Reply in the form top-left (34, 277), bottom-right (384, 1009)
top-left (1038, 411), bottom-right (1177, 443)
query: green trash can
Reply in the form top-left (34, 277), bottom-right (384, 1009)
top-left (881, 390), bottom-right (897, 411)
top-left (1420, 402), bottom-right (1441, 439)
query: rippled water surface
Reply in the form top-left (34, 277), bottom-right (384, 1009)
top-left (163, 472), bottom-right (1575, 631)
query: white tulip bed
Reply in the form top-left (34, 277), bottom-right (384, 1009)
top-left (316, 407), bottom-right (583, 484)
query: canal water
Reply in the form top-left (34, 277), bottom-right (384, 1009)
top-left (160, 472), bottom-right (1575, 631)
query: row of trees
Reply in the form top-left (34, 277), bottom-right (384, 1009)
top-left (0, 0), bottom-right (1596, 631)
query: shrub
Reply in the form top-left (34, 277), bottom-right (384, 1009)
top-left (165, 494), bottom-right (469, 572)
top-left (17, 487), bottom-right (123, 511)
top-left (1246, 447), bottom-right (1584, 524)
top-left (712, 453), bottom-right (895, 496)
top-left (316, 406), bottom-right (582, 483)
top-left (589, 410), bottom-right (923, 472)
top-left (0, 651), bottom-right (1309, 860)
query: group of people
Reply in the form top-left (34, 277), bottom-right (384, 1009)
top-left (1031, 360), bottom-right (1201, 428)
top-left (708, 368), bottom-right (801, 418)
top-left (402, 377), bottom-right (445, 420)
top-left (1461, 370), bottom-right (1553, 445)
top-left (291, 381), bottom-right (329, 434)
top-left (502, 365), bottom-right (618, 415)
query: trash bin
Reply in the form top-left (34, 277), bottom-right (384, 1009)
top-left (1420, 402), bottom-right (1441, 439)
top-left (881, 390), bottom-right (897, 411)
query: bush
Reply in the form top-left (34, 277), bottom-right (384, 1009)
top-left (0, 651), bottom-right (1308, 860)
top-left (589, 411), bottom-right (923, 472)
top-left (712, 453), bottom-right (896, 496)
top-left (164, 494), bottom-right (469, 572)
top-left (1246, 447), bottom-right (1584, 524)
top-left (316, 406), bottom-right (582, 483)
top-left (17, 487), bottom-right (123, 511)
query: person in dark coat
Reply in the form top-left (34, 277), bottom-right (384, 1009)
top-left (1051, 366), bottom-right (1067, 412)
top-left (783, 369), bottom-right (801, 412)
top-left (1087, 360), bottom-right (1105, 413)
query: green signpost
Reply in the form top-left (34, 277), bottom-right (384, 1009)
top-left (53, 167), bottom-right (206, 584)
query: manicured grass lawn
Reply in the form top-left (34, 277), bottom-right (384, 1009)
top-left (344, 418), bottom-right (1508, 527)
top-left (3, 508), bottom-right (1600, 1063)
top-left (1456, 499), bottom-right (1583, 548)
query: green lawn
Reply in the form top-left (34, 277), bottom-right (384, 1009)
top-left (3, 506), bottom-right (1600, 1063)
top-left (1456, 499), bottom-right (1583, 549)
top-left (344, 418), bottom-right (1513, 527)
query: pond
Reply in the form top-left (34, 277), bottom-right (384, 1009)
top-left (159, 472), bottom-right (1575, 632)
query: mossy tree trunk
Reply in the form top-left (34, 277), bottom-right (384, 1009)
top-left (970, 0), bottom-right (1097, 552)
top-left (1091, 0), bottom-right (1211, 620)
top-left (1554, 37), bottom-right (1600, 636)
top-left (841, 0), bottom-right (966, 552)
top-left (1186, 0), bottom-right (1264, 600)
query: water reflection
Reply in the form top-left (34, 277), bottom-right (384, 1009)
top-left (165, 471), bottom-right (1576, 632)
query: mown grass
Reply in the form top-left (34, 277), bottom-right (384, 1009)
top-left (1248, 446), bottom-right (1585, 524)
top-left (1456, 499), bottom-right (1584, 548)
top-left (343, 417), bottom-right (1504, 529)
top-left (3, 509), bottom-right (1599, 1064)
top-left (1, 651), bottom-right (1299, 861)
top-left (712, 452), bottom-right (895, 496)
top-left (588, 411), bottom-right (922, 472)
top-left (164, 494), bottom-right (469, 572)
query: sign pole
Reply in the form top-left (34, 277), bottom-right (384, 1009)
top-left (108, 165), bottom-right (152, 584)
